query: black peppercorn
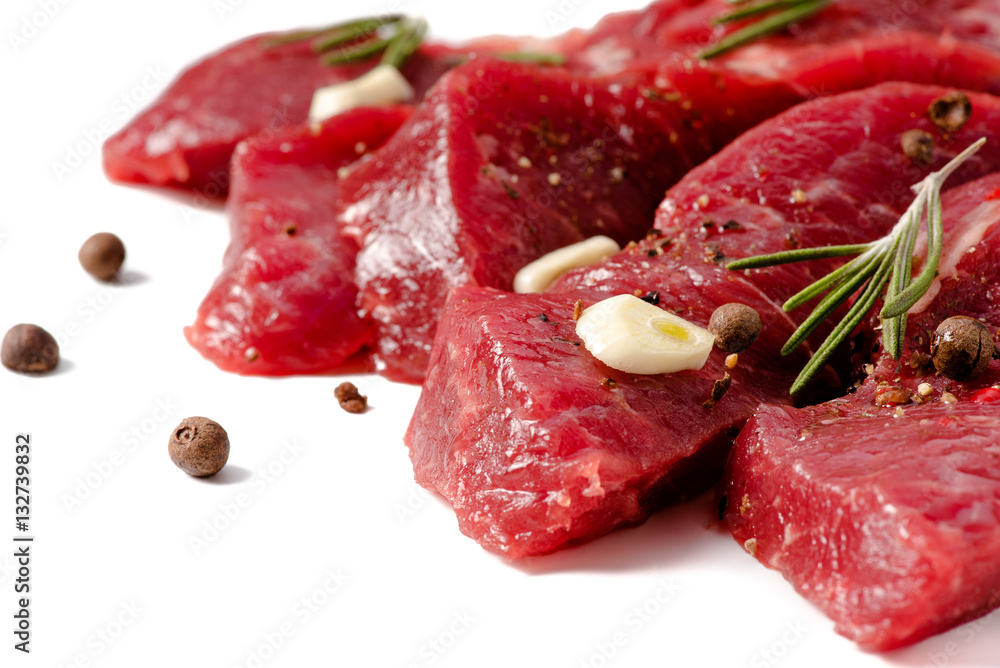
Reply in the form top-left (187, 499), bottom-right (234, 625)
top-left (335, 382), bottom-right (368, 413)
top-left (79, 232), bottom-right (126, 281)
top-left (900, 129), bottom-right (934, 164)
top-left (1, 324), bottom-right (59, 373)
top-left (931, 316), bottom-right (994, 382)
top-left (708, 303), bottom-right (762, 353)
top-left (928, 92), bottom-right (972, 133)
top-left (168, 417), bottom-right (230, 477)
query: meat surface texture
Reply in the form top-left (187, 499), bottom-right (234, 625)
top-left (720, 173), bottom-right (1000, 650)
top-left (184, 106), bottom-right (411, 375)
top-left (406, 83), bottom-right (1000, 561)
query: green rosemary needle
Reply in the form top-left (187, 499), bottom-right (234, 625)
top-left (494, 52), bottom-right (568, 66)
top-left (379, 17), bottom-right (427, 69)
top-left (726, 137), bottom-right (986, 394)
top-left (699, 0), bottom-right (834, 60)
top-left (262, 15), bottom-right (426, 69)
top-left (260, 15), bottom-right (401, 49)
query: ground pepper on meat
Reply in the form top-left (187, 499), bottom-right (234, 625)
top-left (875, 385), bottom-right (912, 406)
top-left (703, 372), bottom-right (732, 408)
top-left (639, 291), bottom-right (660, 305)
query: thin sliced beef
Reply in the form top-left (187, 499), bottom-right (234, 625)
top-left (339, 58), bottom-right (706, 383)
top-left (407, 257), bottom-right (806, 558)
top-left (406, 84), bottom-right (1000, 558)
top-left (101, 36), bottom-right (464, 196)
top-left (183, 106), bottom-right (411, 375)
top-left (720, 173), bottom-right (1000, 650)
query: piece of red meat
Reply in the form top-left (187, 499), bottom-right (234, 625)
top-left (407, 257), bottom-right (807, 558)
top-left (338, 57), bottom-right (714, 383)
top-left (564, 0), bottom-right (1000, 79)
top-left (721, 394), bottom-right (1000, 650)
top-left (654, 84), bottom-right (1000, 314)
top-left (101, 34), bottom-right (466, 196)
top-left (719, 174), bottom-right (1000, 650)
top-left (405, 83), bottom-right (1000, 558)
top-left (183, 106), bottom-right (411, 375)
top-left (839, 170), bottom-right (1000, 391)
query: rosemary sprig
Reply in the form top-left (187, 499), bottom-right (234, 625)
top-left (260, 15), bottom-right (400, 49)
top-left (262, 15), bottom-right (427, 69)
top-left (726, 137), bottom-right (986, 394)
top-left (312, 16), bottom-right (402, 53)
top-left (379, 17), bottom-right (427, 69)
top-left (493, 52), bottom-right (568, 66)
top-left (699, 0), bottom-right (834, 60)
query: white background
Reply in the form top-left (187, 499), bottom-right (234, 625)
top-left (1, 0), bottom-right (998, 666)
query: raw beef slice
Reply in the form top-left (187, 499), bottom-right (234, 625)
top-left (102, 33), bottom-right (461, 196)
top-left (722, 398), bottom-right (1000, 650)
top-left (406, 83), bottom-right (1000, 558)
top-left (184, 106), bottom-right (411, 375)
top-left (654, 84), bottom-right (1000, 313)
top-left (339, 58), bottom-right (703, 383)
top-left (407, 256), bottom-right (807, 558)
top-left (564, 0), bottom-right (1000, 80)
top-left (720, 173), bottom-right (1000, 649)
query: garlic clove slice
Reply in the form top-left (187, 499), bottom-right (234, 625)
top-left (513, 236), bottom-right (620, 294)
top-left (309, 64), bottom-right (415, 128)
top-left (575, 294), bottom-right (714, 374)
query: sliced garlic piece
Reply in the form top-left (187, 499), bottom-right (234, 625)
top-left (513, 236), bottom-right (620, 293)
top-left (575, 294), bottom-right (713, 374)
top-left (309, 64), bottom-right (415, 128)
